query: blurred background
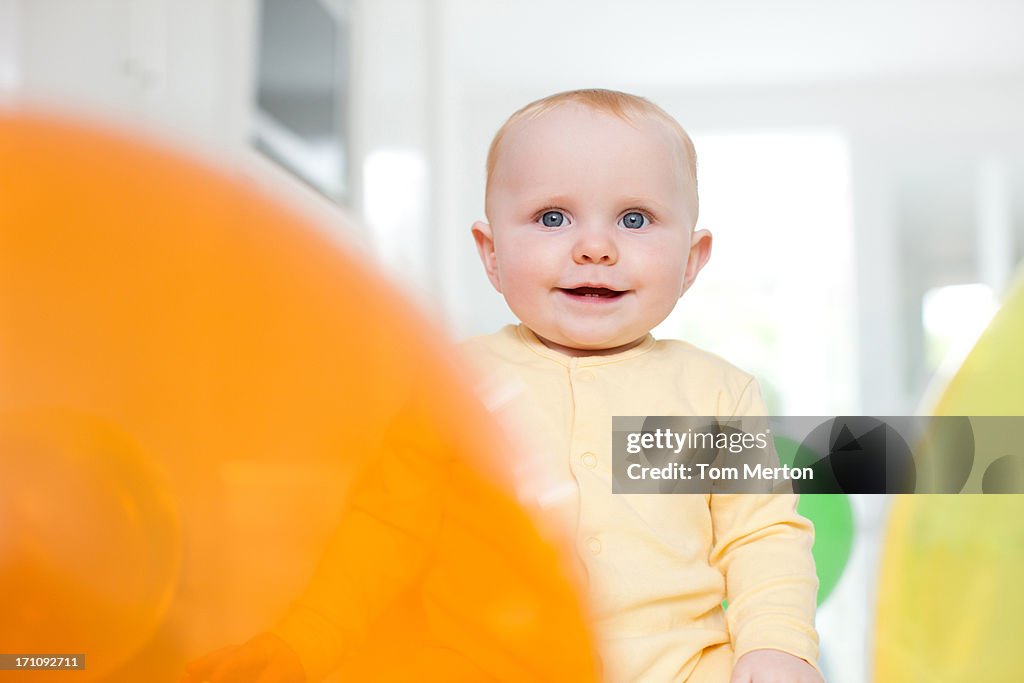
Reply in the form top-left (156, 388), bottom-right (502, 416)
top-left (3, 1), bottom-right (1023, 681)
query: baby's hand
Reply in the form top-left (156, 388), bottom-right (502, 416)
top-left (180, 632), bottom-right (305, 683)
top-left (730, 648), bottom-right (823, 683)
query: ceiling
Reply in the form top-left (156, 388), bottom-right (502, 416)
top-left (444, 0), bottom-right (1024, 88)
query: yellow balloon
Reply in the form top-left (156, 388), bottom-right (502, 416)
top-left (875, 270), bottom-right (1024, 683)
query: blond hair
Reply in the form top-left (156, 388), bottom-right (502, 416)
top-left (485, 89), bottom-right (698, 221)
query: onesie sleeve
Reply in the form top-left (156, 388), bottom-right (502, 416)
top-left (708, 378), bottom-right (821, 672)
top-left (271, 397), bottom-right (452, 682)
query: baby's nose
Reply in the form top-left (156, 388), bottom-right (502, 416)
top-left (571, 225), bottom-right (618, 264)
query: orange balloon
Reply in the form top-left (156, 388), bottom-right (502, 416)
top-left (0, 113), bottom-right (595, 682)
top-left (0, 410), bottom-right (179, 681)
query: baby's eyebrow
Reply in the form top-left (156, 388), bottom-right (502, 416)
top-left (518, 191), bottom-right (575, 207)
top-left (518, 192), bottom-right (666, 206)
top-left (617, 195), bottom-right (662, 207)
top-left (614, 197), bottom-right (672, 214)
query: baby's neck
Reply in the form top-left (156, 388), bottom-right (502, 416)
top-left (534, 332), bottom-right (649, 358)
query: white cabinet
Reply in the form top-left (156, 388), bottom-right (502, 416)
top-left (10, 0), bottom-right (257, 155)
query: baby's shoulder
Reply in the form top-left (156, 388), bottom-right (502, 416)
top-left (650, 338), bottom-right (753, 378)
top-left (459, 325), bottom-right (521, 362)
top-left (457, 325), bottom-right (537, 387)
top-left (645, 338), bottom-right (759, 408)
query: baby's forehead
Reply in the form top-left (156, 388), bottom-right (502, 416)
top-left (505, 103), bottom-right (678, 152)
top-left (490, 104), bottom-right (695, 193)
top-left (495, 102), bottom-right (696, 180)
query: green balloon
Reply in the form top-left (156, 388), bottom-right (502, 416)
top-left (775, 435), bottom-right (855, 605)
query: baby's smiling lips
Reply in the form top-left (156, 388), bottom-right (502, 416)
top-left (558, 285), bottom-right (628, 301)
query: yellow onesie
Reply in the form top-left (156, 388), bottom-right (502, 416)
top-left (463, 325), bottom-right (820, 682)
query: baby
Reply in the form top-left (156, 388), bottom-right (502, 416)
top-left (463, 89), bottom-right (823, 682)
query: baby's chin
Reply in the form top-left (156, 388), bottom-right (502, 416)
top-left (534, 328), bottom-right (648, 357)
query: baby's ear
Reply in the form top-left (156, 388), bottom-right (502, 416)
top-left (679, 228), bottom-right (712, 297)
top-left (471, 221), bottom-right (503, 293)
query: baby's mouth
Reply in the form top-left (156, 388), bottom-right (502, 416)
top-left (559, 286), bottom-right (626, 300)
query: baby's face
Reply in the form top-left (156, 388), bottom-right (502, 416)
top-left (474, 104), bottom-right (710, 355)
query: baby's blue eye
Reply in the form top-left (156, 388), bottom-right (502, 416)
top-left (620, 212), bottom-right (649, 229)
top-left (540, 210), bottom-right (566, 227)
